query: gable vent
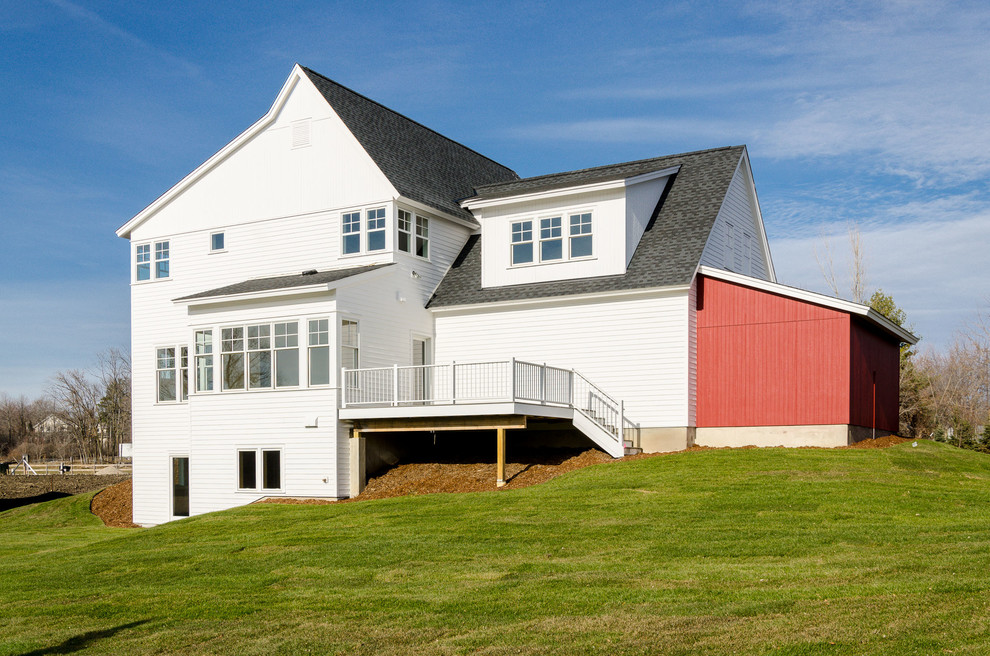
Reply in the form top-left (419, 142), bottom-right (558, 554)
top-left (292, 118), bottom-right (311, 149)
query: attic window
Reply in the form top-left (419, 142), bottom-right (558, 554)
top-left (291, 119), bottom-right (311, 149)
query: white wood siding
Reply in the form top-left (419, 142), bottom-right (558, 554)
top-left (624, 176), bottom-right (667, 265)
top-left (433, 291), bottom-right (693, 427)
top-left (477, 188), bottom-right (627, 287)
top-left (699, 160), bottom-right (771, 280)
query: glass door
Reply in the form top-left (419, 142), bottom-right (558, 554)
top-left (172, 457), bottom-right (189, 517)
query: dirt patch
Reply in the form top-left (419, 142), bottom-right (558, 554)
top-left (841, 435), bottom-right (911, 449)
top-left (91, 479), bottom-right (138, 528)
top-left (0, 474), bottom-right (130, 500)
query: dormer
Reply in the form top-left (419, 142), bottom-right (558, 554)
top-left (463, 163), bottom-right (679, 288)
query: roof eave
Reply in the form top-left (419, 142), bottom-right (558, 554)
top-left (697, 266), bottom-right (918, 344)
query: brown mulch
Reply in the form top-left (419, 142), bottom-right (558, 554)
top-left (840, 435), bottom-right (911, 449)
top-left (90, 479), bottom-right (138, 528)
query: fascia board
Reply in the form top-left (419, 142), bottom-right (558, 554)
top-left (175, 263), bottom-right (397, 307)
top-left (460, 166), bottom-right (680, 211)
top-left (398, 196), bottom-right (479, 229)
top-left (117, 64), bottom-right (307, 239)
top-left (697, 266), bottom-right (918, 344)
top-left (430, 285), bottom-right (690, 315)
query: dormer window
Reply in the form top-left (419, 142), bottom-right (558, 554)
top-left (540, 217), bottom-right (563, 261)
top-left (569, 213), bottom-right (593, 258)
top-left (511, 221), bottom-right (533, 264)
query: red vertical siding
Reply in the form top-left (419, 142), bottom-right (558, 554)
top-left (849, 318), bottom-right (900, 432)
top-left (697, 276), bottom-right (851, 427)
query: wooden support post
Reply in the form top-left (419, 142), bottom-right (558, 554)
top-left (496, 428), bottom-right (506, 488)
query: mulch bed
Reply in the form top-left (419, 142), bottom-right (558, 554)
top-left (91, 479), bottom-right (138, 528)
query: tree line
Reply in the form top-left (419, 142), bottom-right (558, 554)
top-left (0, 348), bottom-right (131, 463)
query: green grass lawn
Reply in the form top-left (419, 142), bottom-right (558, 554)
top-left (3, 440), bottom-right (990, 655)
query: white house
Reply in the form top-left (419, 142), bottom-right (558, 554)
top-left (117, 65), bottom-right (914, 525)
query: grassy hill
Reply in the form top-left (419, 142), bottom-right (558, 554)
top-left (2, 440), bottom-right (990, 655)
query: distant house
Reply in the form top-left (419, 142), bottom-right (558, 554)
top-left (35, 414), bottom-right (69, 434)
top-left (117, 65), bottom-right (917, 526)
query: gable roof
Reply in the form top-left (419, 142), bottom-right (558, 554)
top-left (300, 67), bottom-right (518, 224)
top-left (174, 263), bottom-right (393, 302)
top-left (428, 146), bottom-right (746, 308)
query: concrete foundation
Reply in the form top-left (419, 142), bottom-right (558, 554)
top-left (348, 435), bottom-right (366, 498)
top-left (631, 427), bottom-right (696, 453)
top-left (695, 424), bottom-right (892, 448)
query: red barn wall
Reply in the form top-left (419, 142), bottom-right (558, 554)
top-left (849, 318), bottom-right (900, 432)
top-left (697, 276), bottom-right (851, 427)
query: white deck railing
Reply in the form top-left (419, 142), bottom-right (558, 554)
top-left (341, 359), bottom-right (625, 446)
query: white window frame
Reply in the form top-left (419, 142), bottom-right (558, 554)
top-left (539, 216), bottom-right (563, 262)
top-left (341, 318), bottom-right (360, 370)
top-left (308, 318), bottom-right (331, 387)
top-left (414, 215), bottom-right (429, 260)
top-left (154, 240), bottom-right (170, 279)
top-left (568, 212), bottom-right (593, 259)
top-left (210, 232), bottom-right (225, 253)
top-left (135, 243), bottom-right (151, 281)
top-left (366, 207), bottom-right (387, 252)
top-left (342, 211), bottom-right (361, 255)
top-left (156, 346), bottom-right (180, 403)
top-left (209, 322), bottom-right (301, 393)
top-left (236, 447), bottom-right (284, 493)
top-left (194, 330), bottom-right (214, 393)
top-left (511, 220), bottom-right (534, 265)
top-left (397, 209), bottom-right (413, 253)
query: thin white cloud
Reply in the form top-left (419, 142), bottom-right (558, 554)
top-left (46, 0), bottom-right (200, 78)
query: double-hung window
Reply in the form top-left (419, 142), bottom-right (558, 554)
top-left (180, 346), bottom-right (189, 401)
top-left (155, 241), bottom-right (170, 278)
top-left (540, 217), bottom-right (563, 261)
top-left (237, 448), bottom-right (282, 491)
top-left (274, 322), bottom-right (299, 387)
top-left (195, 330), bottom-right (213, 392)
top-left (136, 244), bottom-right (151, 281)
top-left (341, 319), bottom-right (359, 369)
top-left (156, 347), bottom-right (177, 402)
top-left (511, 220), bottom-right (533, 264)
top-left (247, 325), bottom-right (272, 389)
top-left (569, 213), bottom-right (593, 258)
top-left (367, 208), bottom-right (386, 251)
top-left (415, 216), bottom-right (429, 258)
top-left (342, 211), bottom-right (361, 254)
top-left (221, 327), bottom-right (245, 391)
top-left (398, 209), bottom-right (413, 253)
top-left (308, 319), bottom-right (330, 386)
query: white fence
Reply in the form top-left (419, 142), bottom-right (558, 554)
top-left (342, 359), bottom-right (626, 446)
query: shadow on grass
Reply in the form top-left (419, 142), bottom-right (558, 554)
top-left (0, 492), bottom-right (71, 512)
top-left (16, 620), bottom-right (150, 655)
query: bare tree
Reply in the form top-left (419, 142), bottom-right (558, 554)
top-left (814, 229), bottom-right (841, 298)
top-left (815, 223), bottom-right (869, 302)
top-left (47, 369), bottom-right (103, 462)
top-left (96, 347), bottom-right (131, 459)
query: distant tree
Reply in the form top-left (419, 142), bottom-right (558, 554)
top-left (96, 347), bottom-right (131, 458)
top-left (816, 223), bottom-right (869, 303)
top-left (47, 370), bottom-right (102, 462)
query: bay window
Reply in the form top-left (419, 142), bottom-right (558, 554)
top-left (221, 327), bottom-right (245, 390)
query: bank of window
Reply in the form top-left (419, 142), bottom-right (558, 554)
top-left (220, 323), bottom-right (299, 391)
top-left (511, 220), bottom-right (533, 264)
top-left (136, 244), bottom-right (151, 280)
top-left (569, 213), bottom-right (593, 258)
top-left (398, 209), bottom-right (413, 252)
top-left (341, 319), bottom-right (359, 369)
top-left (308, 319), bottom-right (330, 386)
top-left (342, 211), bottom-right (361, 254)
top-left (156, 347), bottom-right (177, 402)
top-left (415, 216), bottom-right (429, 258)
top-left (367, 208), bottom-right (386, 251)
top-left (540, 217), bottom-right (563, 261)
top-left (195, 330), bottom-right (213, 392)
top-left (155, 240), bottom-right (170, 278)
top-left (237, 448), bottom-right (282, 491)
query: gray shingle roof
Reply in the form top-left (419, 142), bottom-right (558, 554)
top-left (301, 67), bottom-right (518, 224)
top-left (175, 264), bottom-right (393, 301)
top-left (427, 146), bottom-right (745, 308)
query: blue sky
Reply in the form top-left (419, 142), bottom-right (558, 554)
top-left (2, 1), bottom-right (990, 398)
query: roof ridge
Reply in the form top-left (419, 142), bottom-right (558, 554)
top-left (476, 145), bottom-right (744, 190)
top-left (300, 66), bottom-right (517, 177)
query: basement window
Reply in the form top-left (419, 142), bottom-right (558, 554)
top-left (237, 448), bottom-right (282, 491)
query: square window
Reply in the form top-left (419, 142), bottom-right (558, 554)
top-left (211, 232), bottom-right (225, 251)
